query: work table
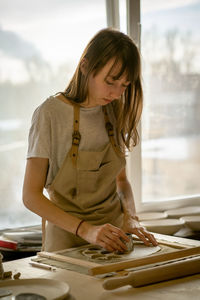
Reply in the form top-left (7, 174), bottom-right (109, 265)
top-left (2, 254), bottom-right (200, 300)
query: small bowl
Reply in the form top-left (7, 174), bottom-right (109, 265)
top-left (180, 216), bottom-right (200, 231)
top-left (140, 218), bottom-right (185, 235)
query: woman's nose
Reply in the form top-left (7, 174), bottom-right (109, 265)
top-left (109, 85), bottom-right (124, 100)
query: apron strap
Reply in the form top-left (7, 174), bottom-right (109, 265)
top-left (103, 106), bottom-right (124, 157)
top-left (68, 104), bottom-right (124, 165)
top-left (55, 93), bottom-right (81, 166)
top-left (69, 105), bottom-right (81, 166)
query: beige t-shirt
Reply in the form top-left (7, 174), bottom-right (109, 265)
top-left (27, 96), bottom-right (117, 188)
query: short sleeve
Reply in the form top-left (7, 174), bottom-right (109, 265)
top-left (27, 104), bottom-right (51, 159)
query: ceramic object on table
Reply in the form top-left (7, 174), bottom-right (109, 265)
top-left (137, 212), bottom-right (168, 221)
top-left (140, 218), bottom-right (185, 235)
top-left (0, 278), bottom-right (70, 300)
top-left (180, 216), bottom-right (200, 231)
top-left (165, 206), bottom-right (200, 218)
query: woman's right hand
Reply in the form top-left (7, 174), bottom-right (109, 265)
top-left (78, 222), bottom-right (130, 252)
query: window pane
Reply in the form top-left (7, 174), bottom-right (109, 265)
top-left (141, 0), bottom-right (200, 202)
top-left (0, 0), bottom-right (106, 229)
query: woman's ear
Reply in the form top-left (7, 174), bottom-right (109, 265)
top-left (80, 58), bottom-right (88, 75)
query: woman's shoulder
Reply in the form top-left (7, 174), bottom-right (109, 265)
top-left (34, 94), bottom-right (73, 116)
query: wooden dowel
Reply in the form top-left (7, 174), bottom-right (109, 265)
top-left (103, 255), bottom-right (200, 290)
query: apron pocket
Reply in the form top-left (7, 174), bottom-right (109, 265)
top-left (77, 169), bottom-right (99, 194)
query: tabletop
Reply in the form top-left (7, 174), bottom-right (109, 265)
top-left (1, 253), bottom-right (200, 300)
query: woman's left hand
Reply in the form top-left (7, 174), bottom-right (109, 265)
top-left (122, 215), bottom-right (158, 246)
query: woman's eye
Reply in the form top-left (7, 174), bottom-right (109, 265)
top-left (106, 80), bottom-right (113, 85)
top-left (122, 84), bottom-right (129, 88)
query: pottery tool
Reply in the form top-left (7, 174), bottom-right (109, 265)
top-left (29, 262), bottom-right (56, 271)
top-left (103, 255), bottom-right (200, 290)
top-left (123, 233), bottom-right (134, 253)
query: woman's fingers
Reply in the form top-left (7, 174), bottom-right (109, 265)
top-left (132, 227), bottom-right (158, 246)
top-left (104, 232), bottom-right (127, 252)
top-left (107, 224), bottom-right (129, 242)
top-left (132, 228), bottom-right (150, 246)
top-left (96, 224), bottom-right (129, 252)
top-left (99, 235), bottom-right (123, 252)
top-left (140, 228), bottom-right (158, 246)
top-left (86, 223), bottom-right (158, 252)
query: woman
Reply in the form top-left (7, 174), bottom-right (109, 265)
top-left (23, 28), bottom-right (158, 252)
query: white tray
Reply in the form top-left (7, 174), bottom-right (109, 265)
top-left (0, 278), bottom-right (70, 300)
top-left (180, 215), bottom-right (200, 231)
top-left (140, 218), bottom-right (185, 235)
top-left (165, 206), bottom-right (200, 218)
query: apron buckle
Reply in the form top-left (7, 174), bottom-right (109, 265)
top-left (72, 131), bottom-right (81, 146)
top-left (106, 122), bottom-right (114, 137)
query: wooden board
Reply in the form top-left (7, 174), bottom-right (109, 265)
top-left (37, 233), bottom-right (200, 276)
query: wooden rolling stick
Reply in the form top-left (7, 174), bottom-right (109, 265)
top-left (103, 255), bottom-right (200, 290)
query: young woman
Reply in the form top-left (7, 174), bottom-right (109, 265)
top-left (23, 28), bottom-right (158, 252)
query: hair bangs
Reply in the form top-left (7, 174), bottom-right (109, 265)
top-left (106, 55), bottom-right (130, 82)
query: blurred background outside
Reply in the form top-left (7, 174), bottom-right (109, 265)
top-left (0, 0), bottom-right (199, 228)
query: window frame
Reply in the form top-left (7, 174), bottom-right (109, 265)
top-left (107, 0), bottom-right (200, 212)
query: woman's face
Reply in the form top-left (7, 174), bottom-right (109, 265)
top-left (83, 59), bottom-right (130, 107)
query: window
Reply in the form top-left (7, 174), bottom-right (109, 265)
top-left (119, 0), bottom-right (200, 211)
top-left (141, 0), bottom-right (200, 208)
top-left (0, 0), bottom-right (106, 229)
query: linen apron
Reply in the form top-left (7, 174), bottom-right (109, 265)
top-left (44, 102), bottom-right (126, 251)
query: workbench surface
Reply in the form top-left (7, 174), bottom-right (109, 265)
top-left (2, 252), bottom-right (200, 300)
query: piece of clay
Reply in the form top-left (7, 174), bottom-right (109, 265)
top-left (101, 250), bottom-right (110, 254)
top-left (3, 271), bottom-right (12, 279)
top-left (107, 255), bottom-right (121, 260)
top-left (13, 272), bottom-right (21, 279)
top-left (88, 247), bottom-right (101, 251)
top-left (63, 242), bottom-right (161, 265)
top-left (90, 254), bottom-right (104, 259)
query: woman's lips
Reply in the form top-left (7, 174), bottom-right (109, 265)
top-left (104, 98), bottom-right (113, 103)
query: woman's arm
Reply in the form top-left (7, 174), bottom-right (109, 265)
top-left (117, 167), bottom-right (158, 246)
top-left (23, 158), bottom-right (129, 252)
top-left (23, 158), bottom-right (82, 235)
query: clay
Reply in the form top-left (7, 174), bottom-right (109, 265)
top-left (14, 272), bottom-right (21, 280)
top-left (62, 242), bottom-right (161, 264)
top-left (3, 271), bottom-right (12, 279)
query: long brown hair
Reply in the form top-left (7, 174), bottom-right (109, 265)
top-left (63, 28), bottom-right (143, 152)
